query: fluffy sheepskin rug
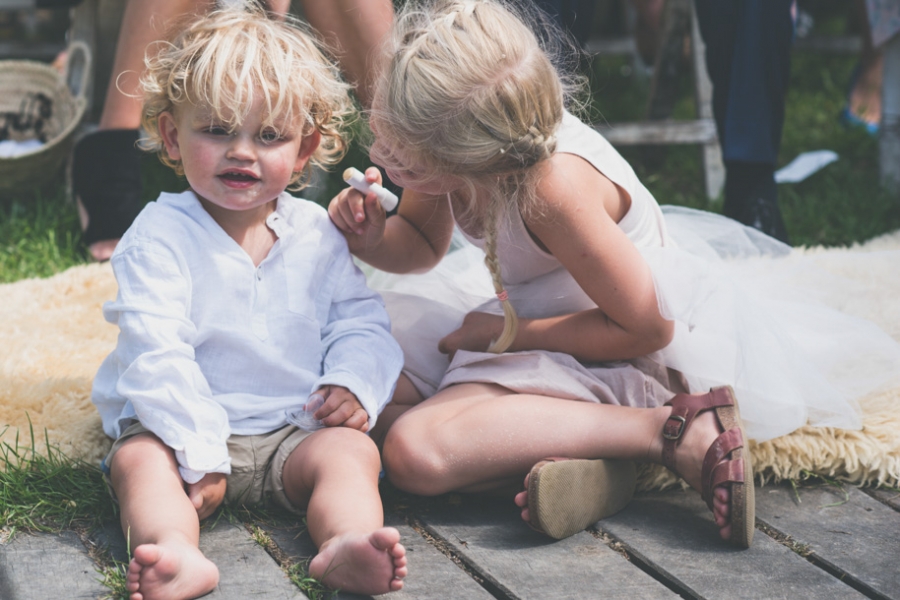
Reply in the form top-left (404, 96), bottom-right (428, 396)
top-left (2, 231), bottom-right (900, 490)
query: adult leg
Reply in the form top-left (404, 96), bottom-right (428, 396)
top-left (382, 383), bottom-right (735, 539)
top-left (694, 0), bottom-right (794, 244)
top-left (281, 427), bottom-right (407, 595)
top-left (109, 433), bottom-right (218, 600)
top-left (844, 0), bottom-right (883, 133)
top-left (300, 0), bottom-right (394, 108)
top-left (75, 0), bottom-right (214, 261)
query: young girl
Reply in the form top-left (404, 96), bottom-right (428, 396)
top-left (92, 7), bottom-right (407, 599)
top-left (329, 0), bottom-right (900, 548)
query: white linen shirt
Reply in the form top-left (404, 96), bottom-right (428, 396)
top-left (92, 190), bottom-right (403, 484)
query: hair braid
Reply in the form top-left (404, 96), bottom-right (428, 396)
top-left (482, 192), bottom-right (518, 354)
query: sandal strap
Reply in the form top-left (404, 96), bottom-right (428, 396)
top-left (661, 387), bottom-right (736, 474)
top-left (700, 427), bottom-right (744, 507)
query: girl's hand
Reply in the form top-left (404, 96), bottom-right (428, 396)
top-left (438, 311), bottom-right (505, 359)
top-left (327, 167), bottom-right (388, 255)
top-left (187, 472), bottom-right (227, 520)
top-left (312, 385), bottom-right (370, 432)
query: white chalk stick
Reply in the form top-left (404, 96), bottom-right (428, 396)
top-left (342, 167), bottom-right (399, 212)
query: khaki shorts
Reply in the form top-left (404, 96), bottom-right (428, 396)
top-left (104, 421), bottom-right (313, 513)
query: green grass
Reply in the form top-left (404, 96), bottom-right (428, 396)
top-left (0, 187), bottom-right (84, 283)
top-left (0, 424), bottom-right (115, 539)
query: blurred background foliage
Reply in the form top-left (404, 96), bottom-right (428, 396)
top-left (1, 0), bottom-right (897, 284)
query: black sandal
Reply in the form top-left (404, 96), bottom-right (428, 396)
top-left (72, 129), bottom-right (145, 249)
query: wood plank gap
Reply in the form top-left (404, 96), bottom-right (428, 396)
top-left (590, 525), bottom-right (701, 600)
top-left (862, 487), bottom-right (900, 512)
top-left (407, 514), bottom-right (519, 600)
top-left (756, 518), bottom-right (891, 600)
top-left (73, 522), bottom-right (127, 598)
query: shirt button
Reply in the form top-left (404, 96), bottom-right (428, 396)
top-left (256, 269), bottom-right (263, 281)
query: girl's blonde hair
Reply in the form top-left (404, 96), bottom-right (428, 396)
top-left (372, 0), bottom-right (584, 352)
top-left (140, 3), bottom-right (355, 190)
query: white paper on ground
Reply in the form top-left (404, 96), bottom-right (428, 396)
top-left (0, 139), bottom-right (43, 158)
top-left (774, 150), bottom-right (839, 183)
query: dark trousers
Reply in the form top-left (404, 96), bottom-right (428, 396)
top-left (694, 0), bottom-right (795, 243)
top-left (694, 0), bottom-right (794, 165)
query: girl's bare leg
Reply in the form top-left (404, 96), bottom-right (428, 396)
top-left (369, 373), bottom-right (424, 447)
top-left (110, 433), bottom-right (218, 600)
top-left (381, 383), bottom-right (731, 537)
top-left (282, 428), bottom-right (407, 595)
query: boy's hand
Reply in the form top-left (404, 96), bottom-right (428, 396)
top-left (312, 385), bottom-right (370, 432)
top-left (327, 167), bottom-right (387, 254)
top-left (187, 472), bottom-right (227, 520)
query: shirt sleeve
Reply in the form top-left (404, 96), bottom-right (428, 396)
top-left (105, 241), bottom-right (231, 483)
top-left (313, 245), bottom-right (404, 430)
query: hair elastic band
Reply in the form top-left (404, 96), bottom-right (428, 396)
top-left (496, 290), bottom-right (509, 302)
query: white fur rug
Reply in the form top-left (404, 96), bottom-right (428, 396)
top-left (2, 232), bottom-right (900, 489)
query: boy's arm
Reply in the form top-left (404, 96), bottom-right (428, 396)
top-left (311, 244), bottom-right (404, 430)
top-left (98, 242), bottom-right (232, 484)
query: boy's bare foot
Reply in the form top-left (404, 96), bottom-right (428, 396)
top-left (126, 541), bottom-right (219, 600)
top-left (310, 527), bottom-right (408, 595)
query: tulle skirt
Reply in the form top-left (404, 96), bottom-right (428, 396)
top-left (360, 206), bottom-right (900, 442)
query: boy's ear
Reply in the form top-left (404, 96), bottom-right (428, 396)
top-left (158, 111), bottom-right (182, 161)
top-left (294, 130), bottom-right (321, 172)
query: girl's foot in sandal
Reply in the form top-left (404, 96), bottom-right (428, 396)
top-left (661, 386), bottom-right (754, 547)
top-left (514, 458), bottom-right (636, 540)
top-left (72, 129), bottom-right (145, 261)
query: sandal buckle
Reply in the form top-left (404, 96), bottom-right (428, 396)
top-left (663, 415), bottom-right (687, 440)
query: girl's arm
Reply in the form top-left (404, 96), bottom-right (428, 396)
top-left (512, 153), bottom-right (673, 361)
top-left (328, 168), bottom-right (456, 273)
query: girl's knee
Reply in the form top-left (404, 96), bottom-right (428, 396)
top-left (382, 421), bottom-right (448, 495)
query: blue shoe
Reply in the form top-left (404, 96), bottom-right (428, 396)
top-left (839, 106), bottom-right (879, 136)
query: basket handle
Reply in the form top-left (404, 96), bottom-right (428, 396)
top-left (64, 40), bottom-right (92, 102)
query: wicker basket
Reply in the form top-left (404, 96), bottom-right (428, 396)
top-left (0, 42), bottom-right (90, 194)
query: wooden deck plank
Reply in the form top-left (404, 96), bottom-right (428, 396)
top-left (0, 531), bottom-right (106, 600)
top-left (262, 512), bottom-right (494, 600)
top-left (95, 518), bottom-right (306, 600)
top-left (201, 520), bottom-right (307, 599)
top-left (756, 483), bottom-right (900, 600)
top-left (868, 487), bottom-right (900, 511)
top-left (415, 494), bottom-right (676, 599)
top-left (598, 489), bottom-right (866, 599)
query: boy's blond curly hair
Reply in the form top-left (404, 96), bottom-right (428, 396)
top-left (140, 4), bottom-right (355, 190)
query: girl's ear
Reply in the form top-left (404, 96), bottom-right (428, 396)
top-left (294, 129), bottom-right (321, 172)
top-left (158, 111), bottom-right (182, 161)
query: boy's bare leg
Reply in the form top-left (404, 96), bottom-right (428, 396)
top-left (282, 427), bottom-right (407, 595)
top-left (110, 433), bottom-right (219, 600)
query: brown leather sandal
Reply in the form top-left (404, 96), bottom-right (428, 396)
top-left (662, 386), bottom-right (755, 548)
top-left (526, 457), bottom-right (636, 540)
